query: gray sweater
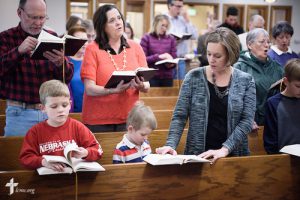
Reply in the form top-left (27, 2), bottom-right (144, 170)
top-left (166, 67), bottom-right (256, 156)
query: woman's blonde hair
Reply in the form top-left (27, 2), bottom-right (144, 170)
top-left (126, 101), bottom-right (157, 130)
top-left (39, 80), bottom-right (70, 105)
top-left (151, 14), bottom-right (170, 35)
top-left (206, 27), bottom-right (240, 66)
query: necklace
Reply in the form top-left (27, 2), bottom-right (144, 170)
top-left (107, 46), bottom-right (127, 71)
top-left (211, 70), bottom-right (232, 99)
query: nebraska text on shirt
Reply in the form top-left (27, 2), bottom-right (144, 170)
top-left (39, 140), bottom-right (76, 153)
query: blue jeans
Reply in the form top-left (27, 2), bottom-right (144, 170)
top-left (4, 105), bottom-right (48, 137)
top-left (173, 60), bottom-right (186, 80)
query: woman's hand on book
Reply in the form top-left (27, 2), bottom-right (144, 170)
top-left (155, 146), bottom-right (177, 155)
top-left (198, 147), bottom-right (229, 164)
top-left (159, 53), bottom-right (173, 60)
top-left (41, 158), bottom-right (67, 172)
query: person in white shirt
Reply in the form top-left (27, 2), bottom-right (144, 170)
top-left (166, 0), bottom-right (198, 79)
top-left (238, 14), bottom-right (265, 52)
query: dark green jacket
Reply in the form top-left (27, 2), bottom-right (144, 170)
top-left (234, 52), bottom-right (284, 125)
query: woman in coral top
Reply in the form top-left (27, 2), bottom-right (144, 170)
top-left (81, 4), bottom-right (150, 132)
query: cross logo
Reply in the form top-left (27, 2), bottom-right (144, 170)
top-left (5, 178), bottom-right (18, 195)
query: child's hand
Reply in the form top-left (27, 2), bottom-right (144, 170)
top-left (72, 147), bottom-right (88, 159)
top-left (41, 158), bottom-right (66, 172)
top-left (155, 146), bottom-right (177, 155)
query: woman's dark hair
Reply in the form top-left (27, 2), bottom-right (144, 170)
top-left (272, 21), bottom-right (294, 39)
top-left (93, 4), bottom-right (125, 49)
top-left (125, 22), bottom-right (134, 39)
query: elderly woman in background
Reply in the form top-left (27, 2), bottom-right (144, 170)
top-left (80, 4), bottom-right (149, 132)
top-left (268, 21), bottom-right (299, 67)
top-left (157, 27), bottom-right (256, 163)
top-left (140, 14), bottom-right (177, 87)
top-left (234, 28), bottom-right (284, 126)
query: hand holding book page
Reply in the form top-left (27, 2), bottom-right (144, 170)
top-left (31, 30), bottom-right (87, 60)
top-left (170, 32), bottom-right (192, 40)
top-left (280, 144), bottom-right (300, 157)
top-left (155, 58), bottom-right (186, 65)
top-left (104, 67), bottom-right (157, 88)
top-left (37, 143), bottom-right (105, 175)
top-left (143, 154), bottom-right (210, 165)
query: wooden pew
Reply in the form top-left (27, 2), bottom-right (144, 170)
top-left (0, 96), bottom-right (178, 115)
top-left (248, 126), bottom-right (266, 155)
top-left (68, 110), bottom-right (174, 130)
top-left (140, 87), bottom-right (179, 97)
top-left (0, 99), bottom-right (5, 115)
top-left (0, 110), bottom-right (174, 136)
top-left (0, 86), bottom-right (180, 114)
top-left (0, 129), bottom-right (187, 171)
top-left (0, 154), bottom-right (299, 199)
top-left (141, 96), bottom-right (177, 110)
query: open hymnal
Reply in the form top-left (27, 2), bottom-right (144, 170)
top-left (31, 30), bottom-right (87, 60)
top-left (170, 32), bottom-right (192, 40)
top-left (104, 67), bottom-right (157, 88)
top-left (143, 154), bottom-right (210, 166)
top-left (37, 143), bottom-right (105, 175)
top-left (280, 144), bottom-right (300, 157)
top-left (155, 58), bottom-right (186, 65)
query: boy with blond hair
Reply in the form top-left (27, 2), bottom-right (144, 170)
top-left (113, 101), bottom-right (157, 163)
top-left (20, 80), bottom-right (103, 171)
top-left (264, 58), bottom-right (300, 154)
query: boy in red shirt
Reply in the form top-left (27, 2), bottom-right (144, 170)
top-left (19, 80), bottom-right (103, 171)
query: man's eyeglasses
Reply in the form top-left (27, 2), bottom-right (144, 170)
top-left (20, 8), bottom-right (49, 21)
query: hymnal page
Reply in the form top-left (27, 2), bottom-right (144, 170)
top-left (280, 144), bottom-right (300, 157)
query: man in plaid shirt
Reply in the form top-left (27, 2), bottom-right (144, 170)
top-left (0, 0), bottom-right (74, 136)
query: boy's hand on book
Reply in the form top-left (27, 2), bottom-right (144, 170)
top-left (155, 146), bottom-right (177, 155)
top-left (18, 36), bottom-right (38, 55)
top-left (41, 158), bottom-right (67, 172)
top-left (43, 49), bottom-right (64, 67)
top-left (198, 147), bottom-right (229, 164)
top-left (71, 147), bottom-right (88, 159)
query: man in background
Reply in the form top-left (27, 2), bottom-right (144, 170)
top-left (0, 0), bottom-right (73, 136)
top-left (239, 14), bottom-right (265, 52)
top-left (219, 6), bottom-right (244, 35)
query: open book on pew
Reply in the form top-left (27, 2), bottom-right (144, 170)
top-left (155, 58), bottom-right (186, 65)
top-left (170, 32), bottom-right (192, 40)
top-left (143, 154), bottom-right (210, 166)
top-left (104, 67), bottom-right (158, 88)
top-left (31, 30), bottom-right (87, 60)
top-left (37, 143), bottom-right (105, 175)
top-left (280, 144), bottom-right (300, 157)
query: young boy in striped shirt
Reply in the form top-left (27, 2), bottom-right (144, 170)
top-left (112, 101), bottom-right (157, 163)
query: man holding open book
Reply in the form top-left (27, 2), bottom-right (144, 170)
top-left (0, 0), bottom-right (74, 137)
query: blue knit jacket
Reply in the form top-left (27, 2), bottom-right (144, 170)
top-left (166, 67), bottom-right (256, 156)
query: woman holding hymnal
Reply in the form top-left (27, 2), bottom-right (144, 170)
top-left (80, 4), bottom-right (150, 133)
top-left (140, 14), bottom-right (177, 87)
